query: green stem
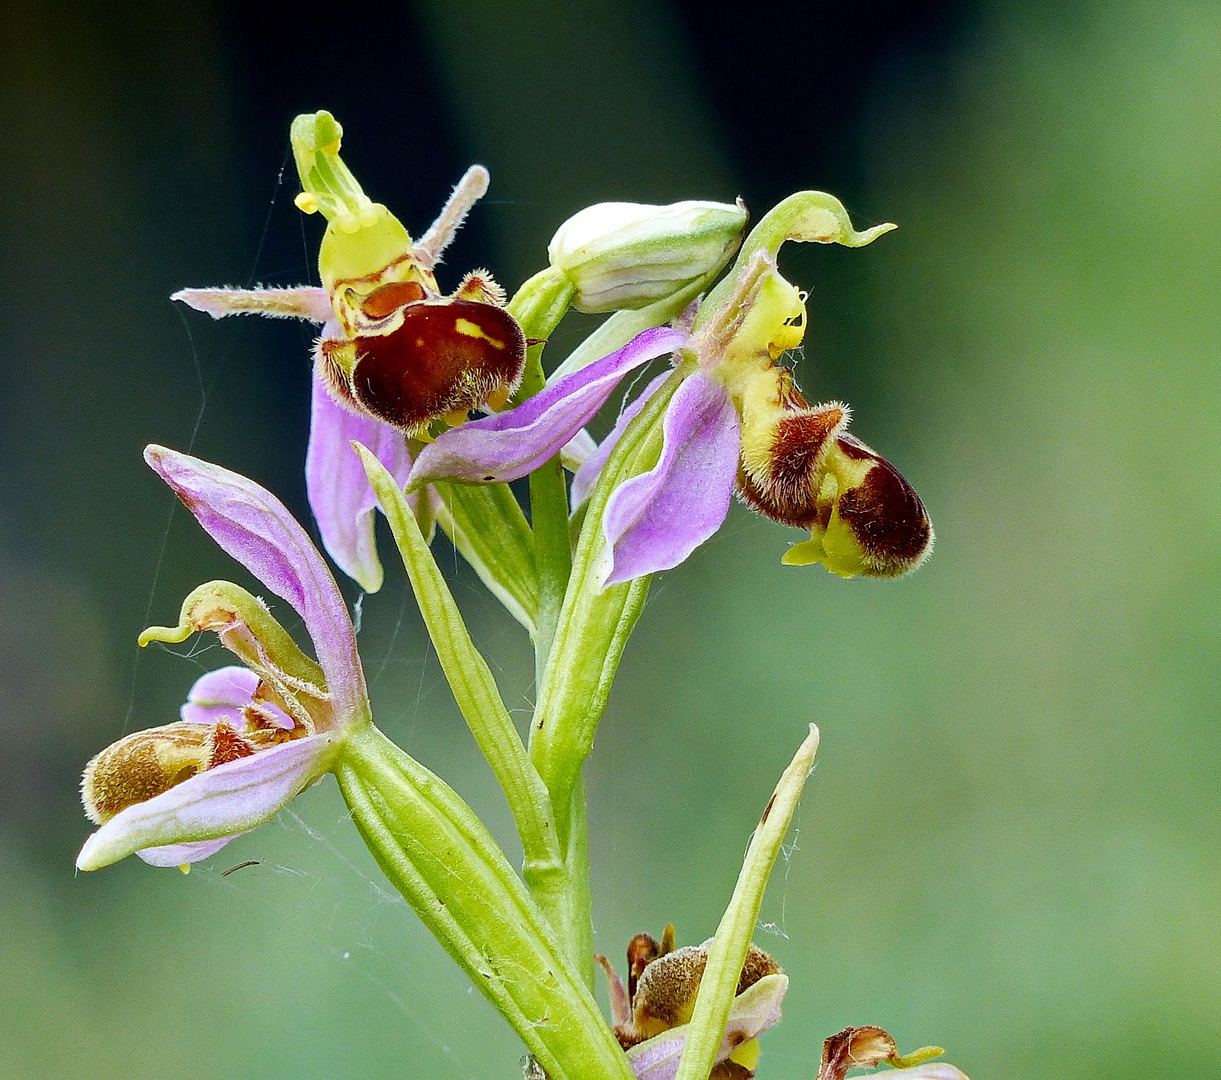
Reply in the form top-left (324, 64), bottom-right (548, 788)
top-left (530, 369), bottom-right (685, 840)
top-left (566, 771), bottom-right (595, 991)
top-left (336, 724), bottom-right (634, 1080)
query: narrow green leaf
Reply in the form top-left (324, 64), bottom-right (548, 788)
top-left (433, 479), bottom-right (538, 634)
top-left (357, 443), bottom-right (563, 884)
top-left (672, 725), bottom-right (821, 1080)
top-left (337, 724), bottom-right (633, 1080)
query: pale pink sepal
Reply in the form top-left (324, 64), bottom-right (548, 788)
top-left (144, 445), bottom-right (367, 719)
top-left (137, 834), bottom-right (249, 867)
top-left (627, 973), bottom-right (787, 1080)
top-left (307, 368), bottom-right (412, 593)
top-left (76, 734), bottom-right (335, 871)
top-left (571, 370), bottom-right (670, 506)
top-left (882, 1066), bottom-right (970, 1080)
top-left (597, 372), bottom-right (739, 589)
top-left (407, 326), bottom-right (687, 488)
top-left (171, 286), bottom-right (333, 323)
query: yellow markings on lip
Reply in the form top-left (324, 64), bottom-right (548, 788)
top-left (454, 317), bottom-right (506, 349)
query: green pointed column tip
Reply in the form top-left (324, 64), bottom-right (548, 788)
top-left (291, 110), bottom-right (413, 292)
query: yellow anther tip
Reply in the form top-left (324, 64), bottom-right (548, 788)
top-left (295, 192), bottom-right (320, 215)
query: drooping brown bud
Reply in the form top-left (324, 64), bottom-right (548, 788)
top-left (817, 1026), bottom-right (899, 1080)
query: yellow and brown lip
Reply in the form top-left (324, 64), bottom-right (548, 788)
top-left (348, 298), bottom-right (525, 435)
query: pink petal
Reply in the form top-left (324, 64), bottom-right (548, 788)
top-left (407, 326), bottom-right (687, 487)
top-left (171, 286), bottom-right (333, 322)
top-left (144, 446), bottom-right (367, 720)
top-left (571, 370), bottom-right (670, 506)
top-left (883, 1067), bottom-right (970, 1080)
top-left (180, 666), bottom-right (293, 730)
top-left (598, 372), bottom-right (740, 588)
top-left (75, 735), bottom-right (336, 871)
top-left (627, 973), bottom-right (787, 1080)
top-left (307, 367), bottom-right (412, 593)
top-left (137, 834), bottom-right (248, 867)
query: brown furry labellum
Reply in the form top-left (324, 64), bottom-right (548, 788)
top-left (81, 706), bottom-right (304, 826)
top-left (319, 273), bottom-right (525, 436)
top-left (830, 433), bottom-right (933, 575)
top-left (737, 380), bottom-right (932, 577)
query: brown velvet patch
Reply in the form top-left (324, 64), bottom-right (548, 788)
top-left (359, 280), bottom-right (428, 319)
top-left (738, 406), bottom-right (845, 528)
top-left (835, 437), bottom-right (931, 573)
top-left (351, 299), bottom-right (525, 432)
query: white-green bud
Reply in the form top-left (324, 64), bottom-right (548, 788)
top-left (547, 200), bottom-right (748, 314)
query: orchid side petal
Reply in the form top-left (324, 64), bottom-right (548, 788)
top-left (307, 369), bottom-right (412, 593)
top-left (627, 973), bottom-right (788, 1080)
top-left (180, 666), bottom-right (290, 730)
top-left (137, 834), bottom-right (248, 867)
top-left (75, 735), bottom-right (336, 871)
top-left (571, 371), bottom-right (670, 507)
top-left (172, 286), bottom-right (333, 323)
top-left (407, 325), bottom-right (688, 487)
top-left (597, 372), bottom-right (739, 589)
top-left (144, 446), bottom-right (367, 719)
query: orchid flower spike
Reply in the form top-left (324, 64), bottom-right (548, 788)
top-left (171, 111), bottom-right (514, 592)
top-left (408, 191), bottom-right (933, 589)
top-left (76, 446), bottom-right (370, 871)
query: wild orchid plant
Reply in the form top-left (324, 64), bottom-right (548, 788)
top-left (77, 111), bottom-right (961, 1080)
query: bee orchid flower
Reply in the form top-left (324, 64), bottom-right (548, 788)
top-left (76, 445), bottom-right (370, 871)
top-left (172, 111), bottom-right (512, 593)
top-left (408, 192), bottom-right (934, 589)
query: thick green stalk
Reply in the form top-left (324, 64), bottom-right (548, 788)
top-left (565, 772), bottom-right (595, 990)
top-left (336, 724), bottom-right (634, 1080)
top-left (508, 267), bottom-right (578, 686)
top-left (433, 478), bottom-right (538, 634)
top-left (529, 368), bottom-right (685, 844)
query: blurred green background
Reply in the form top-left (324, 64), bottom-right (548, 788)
top-left (2, 0), bottom-right (1218, 1077)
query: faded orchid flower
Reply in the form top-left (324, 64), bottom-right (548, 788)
top-left (595, 926), bottom-right (788, 1080)
top-left (77, 445), bottom-right (370, 871)
top-left (408, 197), bottom-right (934, 590)
top-left (172, 110), bottom-right (515, 592)
top-left (814, 1025), bottom-right (970, 1080)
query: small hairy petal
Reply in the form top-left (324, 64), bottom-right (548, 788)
top-left (571, 371), bottom-right (670, 507)
top-left (144, 446), bottom-right (368, 720)
top-left (137, 835), bottom-right (247, 867)
top-left (307, 369), bottom-right (412, 593)
top-left (76, 735), bottom-right (336, 871)
top-left (597, 372), bottom-right (739, 589)
top-left (171, 286), bottom-right (333, 323)
top-left (407, 325), bottom-right (687, 487)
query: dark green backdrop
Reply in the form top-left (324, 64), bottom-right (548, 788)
top-left (2, 1), bottom-right (1218, 1077)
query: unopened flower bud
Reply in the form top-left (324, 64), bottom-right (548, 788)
top-left (548, 199), bottom-right (748, 313)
